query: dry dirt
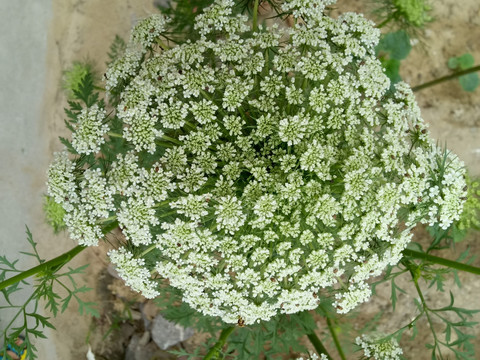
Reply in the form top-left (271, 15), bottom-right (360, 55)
top-left (40, 0), bottom-right (480, 359)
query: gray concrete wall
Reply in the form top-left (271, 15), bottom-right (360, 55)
top-left (0, 0), bottom-right (57, 358)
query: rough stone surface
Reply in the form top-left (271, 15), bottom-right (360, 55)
top-left (125, 332), bottom-right (149, 360)
top-left (125, 332), bottom-right (173, 360)
top-left (151, 314), bottom-right (195, 350)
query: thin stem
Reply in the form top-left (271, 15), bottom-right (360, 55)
top-left (376, 11), bottom-right (397, 29)
top-left (140, 244), bottom-right (157, 257)
top-left (0, 245), bottom-right (86, 291)
top-left (403, 249), bottom-right (480, 276)
top-left (326, 318), bottom-right (346, 360)
top-left (161, 134), bottom-right (183, 145)
top-left (410, 269), bottom-right (443, 358)
top-left (252, 0), bottom-right (260, 32)
top-left (412, 65), bottom-right (480, 92)
top-left (2, 290), bottom-right (38, 336)
top-left (107, 131), bottom-right (122, 138)
top-left (307, 331), bottom-right (333, 360)
top-left (108, 131), bottom-right (183, 145)
top-left (97, 215), bottom-right (117, 224)
top-left (203, 326), bottom-right (236, 360)
top-left (157, 38), bottom-right (170, 50)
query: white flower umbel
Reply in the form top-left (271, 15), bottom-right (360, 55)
top-left (109, 247), bottom-right (160, 298)
top-left (71, 104), bottom-right (109, 155)
top-left (79, 168), bottom-right (115, 219)
top-left (47, 151), bottom-right (78, 211)
top-left (356, 334), bottom-right (403, 360)
top-left (64, 208), bottom-right (103, 246)
top-left (47, 0), bottom-right (468, 325)
top-left (117, 197), bottom-right (159, 246)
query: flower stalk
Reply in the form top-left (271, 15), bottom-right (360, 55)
top-left (327, 317), bottom-right (346, 360)
top-left (403, 248), bottom-right (480, 276)
top-left (412, 65), bottom-right (480, 92)
top-left (307, 331), bottom-right (333, 360)
top-left (203, 326), bottom-right (236, 360)
top-left (253, 0), bottom-right (260, 32)
top-left (0, 245), bottom-right (86, 291)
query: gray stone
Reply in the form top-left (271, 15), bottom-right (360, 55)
top-left (125, 332), bottom-right (150, 360)
top-left (125, 331), bottom-right (173, 360)
top-left (151, 314), bottom-right (194, 350)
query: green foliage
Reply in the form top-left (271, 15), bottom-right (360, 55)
top-left (373, 0), bottom-right (433, 30)
top-left (61, 71), bottom-right (105, 159)
top-left (368, 216), bottom-right (480, 360)
top-left (392, 243), bottom-right (480, 359)
top-left (448, 54), bottom-right (479, 92)
top-left (448, 53), bottom-right (475, 70)
top-left (225, 311), bottom-right (318, 359)
top-left (43, 196), bottom-right (66, 234)
top-left (107, 35), bottom-right (126, 64)
top-left (0, 228), bottom-right (96, 359)
top-left (377, 31), bottom-right (412, 60)
top-left (72, 71), bottom-right (100, 107)
top-left (156, 0), bottom-right (214, 41)
top-left (376, 30), bottom-right (412, 86)
top-left (62, 62), bottom-right (93, 100)
top-left (457, 176), bottom-right (480, 232)
top-left (392, 0), bottom-right (432, 27)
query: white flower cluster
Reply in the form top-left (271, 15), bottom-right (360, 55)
top-left (47, 153), bottom-right (114, 246)
top-left (296, 352), bottom-right (328, 360)
top-left (356, 334), bottom-right (403, 360)
top-left (108, 247), bottom-right (160, 298)
top-left (282, 0), bottom-right (336, 20)
top-left (47, 0), bottom-right (467, 324)
top-left (71, 104), bottom-right (109, 155)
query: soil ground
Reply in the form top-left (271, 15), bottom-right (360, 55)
top-left (35, 0), bottom-right (480, 358)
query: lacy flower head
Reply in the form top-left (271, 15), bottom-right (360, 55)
top-left (47, 0), bottom-right (467, 325)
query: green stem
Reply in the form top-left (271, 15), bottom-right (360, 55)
top-left (307, 331), bottom-right (333, 360)
top-left (108, 131), bottom-right (183, 145)
top-left (203, 326), bottom-right (236, 360)
top-left (157, 38), bottom-right (170, 50)
top-left (403, 249), bottom-right (480, 276)
top-left (161, 134), bottom-right (183, 145)
top-left (0, 245), bottom-right (86, 291)
top-left (252, 0), bottom-right (260, 32)
top-left (97, 215), bottom-right (117, 224)
top-left (140, 244), bottom-right (157, 257)
top-left (326, 318), bottom-right (346, 360)
top-left (2, 289), bottom-right (38, 336)
top-left (412, 65), bottom-right (480, 92)
top-left (107, 131), bottom-right (123, 138)
top-left (409, 269), bottom-right (441, 348)
top-left (376, 11), bottom-right (397, 29)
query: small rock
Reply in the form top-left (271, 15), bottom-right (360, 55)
top-left (140, 301), bottom-right (159, 330)
top-left (125, 332), bottom-right (171, 360)
top-left (125, 331), bottom-right (174, 360)
top-left (151, 314), bottom-right (195, 350)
